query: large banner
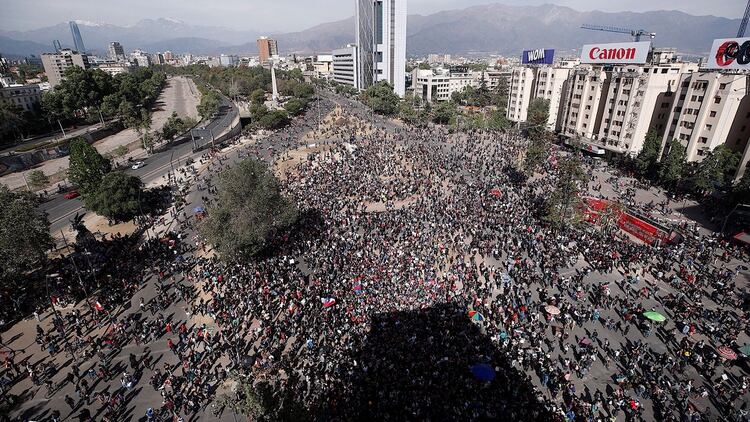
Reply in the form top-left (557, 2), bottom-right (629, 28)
top-left (522, 49), bottom-right (555, 65)
top-left (707, 38), bottom-right (750, 70)
top-left (580, 41), bottom-right (651, 64)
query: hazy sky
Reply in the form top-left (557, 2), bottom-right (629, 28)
top-left (2, 0), bottom-right (746, 32)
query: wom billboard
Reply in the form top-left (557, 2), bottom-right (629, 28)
top-left (707, 38), bottom-right (750, 70)
top-left (522, 49), bottom-right (554, 65)
top-left (580, 41), bottom-right (651, 64)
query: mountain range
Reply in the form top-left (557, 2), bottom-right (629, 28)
top-left (0, 3), bottom-right (741, 59)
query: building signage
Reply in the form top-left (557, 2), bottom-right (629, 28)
top-left (580, 41), bottom-right (651, 64)
top-left (522, 49), bottom-right (554, 65)
top-left (707, 38), bottom-right (750, 70)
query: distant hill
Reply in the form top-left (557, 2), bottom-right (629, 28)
top-left (0, 3), bottom-right (740, 58)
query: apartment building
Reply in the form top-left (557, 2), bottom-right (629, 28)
top-left (41, 49), bottom-right (90, 87)
top-left (561, 61), bottom-right (698, 155)
top-left (507, 66), bottom-right (572, 131)
top-left (332, 45), bottom-right (359, 89)
top-left (661, 72), bottom-right (750, 181)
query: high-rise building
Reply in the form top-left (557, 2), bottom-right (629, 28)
top-left (257, 37), bottom-right (278, 63)
top-left (507, 65), bottom-right (573, 131)
top-left (332, 45), bottom-right (359, 88)
top-left (355, 0), bottom-right (407, 97)
top-left (41, 49), bottom-right (90, 87)
top-left (108, 42), bottom-right (125, 61)
top-left (131, 50), bottom-right (151, 67)
top-left (560, 61), bottom-right (698, 156)
top-left (661, 71), bottom-right (750, 181)
top-left (69, 21), bottom-right (86, 54)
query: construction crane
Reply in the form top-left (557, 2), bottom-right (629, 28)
top-left (580, 24), bottom-right (656, 42)
top-left (739, 0), bottom-right (750, 37)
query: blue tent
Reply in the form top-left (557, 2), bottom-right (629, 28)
top-left (471, 363), bottom-right (496, 382)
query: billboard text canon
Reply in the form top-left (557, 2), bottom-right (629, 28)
top-left (580, 41), bottom-right (651, 64)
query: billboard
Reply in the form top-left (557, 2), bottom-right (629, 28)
top-left (522, 49), bottom-right (554, 65)
top-left (580, 41), bottom-right (651, 64)
top-left (707, 38), bottom-right (750, 70)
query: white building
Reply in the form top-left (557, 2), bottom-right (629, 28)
top-left (661, 72), bottom-right (750, 181)
top-left (131, 50), bottom-right (151, 67)
top-left (108, 42), bottom-right (126, 62)
top-left (0, 83), bottom-right (42, 113)
top-left (507, 66), bottom-right (573, 131)
top-left (96, 62), bottom-right (132, 76)
top-left (332, 45), bottom-right (359, 89)
top-left (41, 49), bottom-right (90, 87)
top-left (356, 0), bottom-right (407, 96)
top-left (561, 59), bottom-right (698, 156)
top-left (220, 54), bottom-right (239, 67)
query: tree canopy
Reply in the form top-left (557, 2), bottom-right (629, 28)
top-left (85, 172), bottom-right (144, 222)
top-left (68, 138), bottom-right (112, 196)
top-left (0, 186), bottom-right (53, 287)
top-left (362, 81), bottom-right (400, 116)
top-left (658, 140), bottom-right (687, 189)
top-left (200, 158), bottom-right (298, 261)
top-left (689, 145), bottom-right (740, 193)
top-left (635, 130), bottom-right (662, 178)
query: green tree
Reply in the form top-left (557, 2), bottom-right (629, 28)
top-left (362, 81), bottom-right (400, 116)
top-left (198, 91), bottom-right (221, 119)
top-left (432, 101), bottom-right (457, 125)
top-left (199, 158), bottom-right (298, 261)
top-left (690, 145), bottom-right (741, 193)
top-left (284, 98), bottom-right (307, 116)
top-left (250, 88), bottom-right (267, 105)
top-left (418, 62), bottom-right (431, 70)
top-left (68, 138), bottom-right (112, 196)
top-left (256, 110), bottom-right (291, 130)
top-left (524, 98), bottom-right (552, 173)
top-left (85, 172), bottom-right (143, 221)
top-left (658, 140), bottom-right (687, 189)
top-left (0, 101), bottom-right (25, 143)
top-left (0, 186), bottom-right (53, 288)
top-left (635, 130), bottom-right (662, 178)
top-left (732, 170), bottom-right (750, 204)
top-left (27, 170), bottom-right (49, 190)
top-left (487, 109), bottom-right (510, 132)
top-left (544, 154), bottom-right (589, 230)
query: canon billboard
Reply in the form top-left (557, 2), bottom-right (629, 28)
top-left (580, 41), bottom-right (651, 64)
top-left (522, 48), bottom-right (555, 65)
top-left (707, 38), bottom-right (750, 70)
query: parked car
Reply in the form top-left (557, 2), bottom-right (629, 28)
top-left (64, 190), bottom-right (80, 199)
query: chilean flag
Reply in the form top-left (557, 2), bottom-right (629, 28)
top-left (94, 301), bottom-right (104, 312)
top-left (321, 298), bottom-right (337, 308)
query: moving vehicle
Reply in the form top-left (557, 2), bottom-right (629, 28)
top-left (64, 190), bottom-right (80, 199)
top-left (131, 161), bottom-right (145, 170)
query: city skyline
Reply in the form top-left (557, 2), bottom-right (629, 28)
top-left (1, 0), bottom-right (745, 32)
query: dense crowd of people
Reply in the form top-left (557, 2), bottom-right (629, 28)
top-left (1, 92), bottom-right (749, 422)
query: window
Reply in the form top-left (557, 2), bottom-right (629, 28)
top-left (705, 124), bottom-right (712, 131)
top-left (719, 83), bottom-right (727, 90)
top-left (710, 111), bottom-right (716, 117)
top-left (661, 69), bottom-right (668, 74)
top-left (699, 137), bottom-right (707, 144)
top-left (714, 97), bottom-right (721, 104)
top-left (697, 149), bottom-right (705, 156)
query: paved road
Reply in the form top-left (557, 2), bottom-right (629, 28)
top-left (41, 95), bottom-right (238, 237)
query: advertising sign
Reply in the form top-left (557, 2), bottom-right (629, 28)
top-left (580, 41), bottom-right (651, 64)
top-left (707, 38), bottom-right (750, 70)
top-left (522, 49), bottom-right (555, 65)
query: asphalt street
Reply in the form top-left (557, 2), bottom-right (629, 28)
top-left (40, 96), bottom-right (238, 237)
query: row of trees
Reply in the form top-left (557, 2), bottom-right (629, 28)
top-left (43, 66), bottom-right (166, 130)
top-left (635, 131), bottom-right (749, 202)
top-left (363, 80), bottom-right (511, 132)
